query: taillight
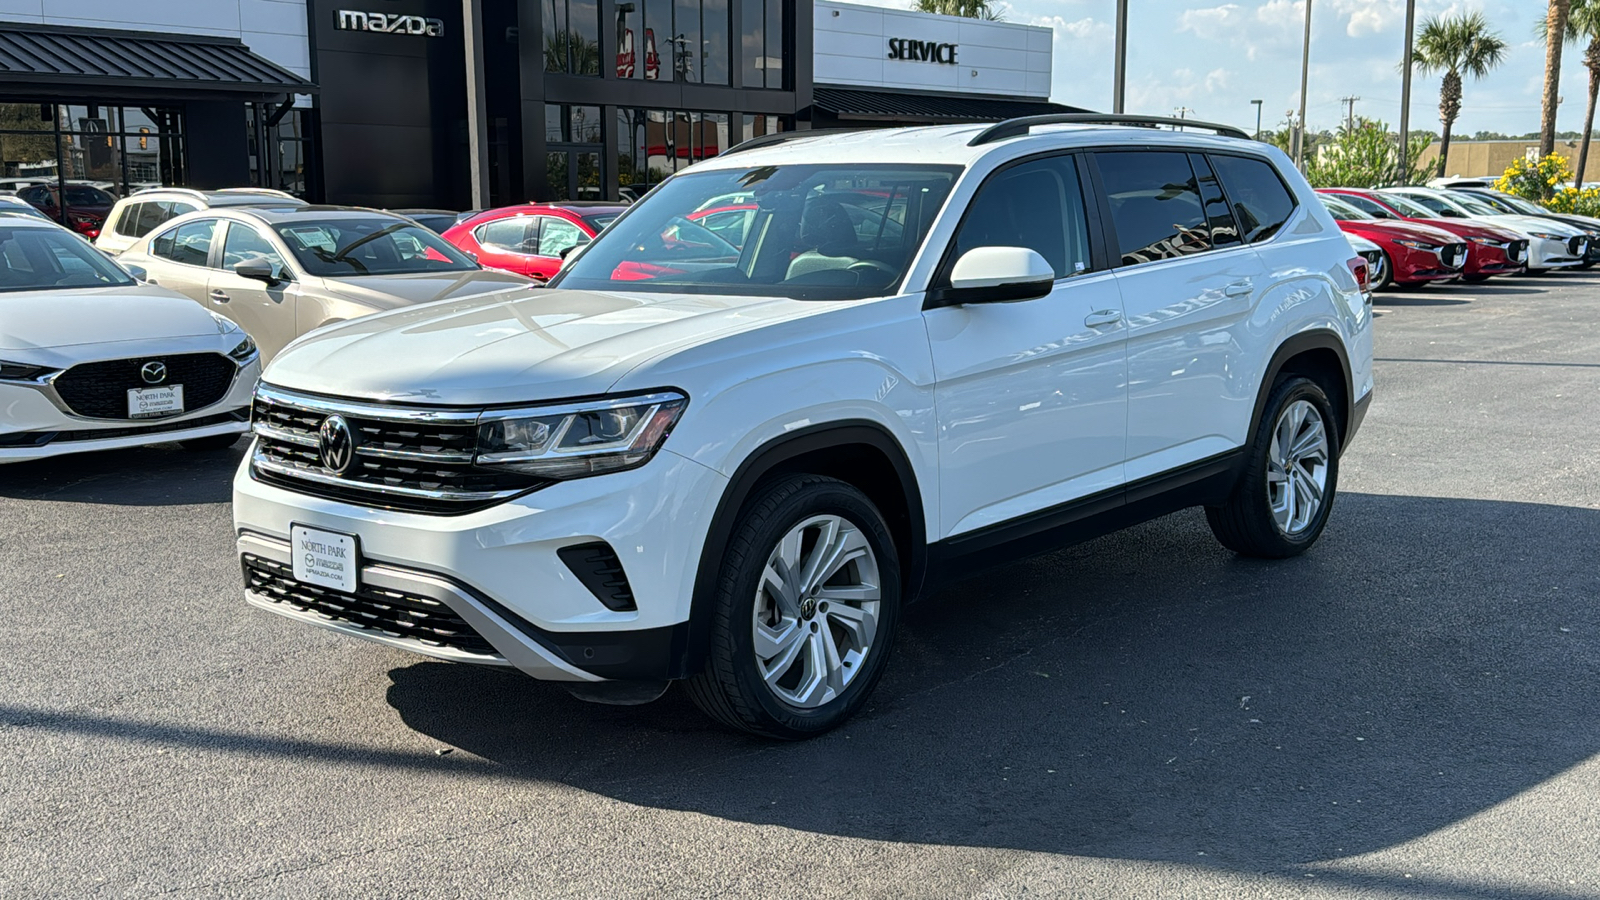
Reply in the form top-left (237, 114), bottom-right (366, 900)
top-left (1346, 256), bottom-right (1369, 291)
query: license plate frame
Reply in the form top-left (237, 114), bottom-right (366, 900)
top-left (290, 524), bottom-right (360, 594)
top-left (127, 384), bottom-right (184, 419)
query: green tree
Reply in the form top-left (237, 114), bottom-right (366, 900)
top-left (912, 0), bottom-right (1002, 21)
top-left (1305, 118), bottom-right (1435, 188)
top-left (1565, 0), bottom-right (1600, 186)
top-left (1412, 11), bottom-right (1508, 178)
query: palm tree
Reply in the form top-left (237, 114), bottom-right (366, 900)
top-left (913, 0), bottom-right (1002, 21)
top-left (1412, 12), bottom-right (1508, 179)
top-left (1543, 0), bottom-right (1574, 157)
top-left (1567, 0), bottom-right (1600, 186)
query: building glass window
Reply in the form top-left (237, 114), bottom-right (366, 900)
top-left (0, 102), bottom-right (185, 233)
top-left (616, 0), bottom-right (731, 83)
top-left (614, 107), bottom-right (737, 200)
top-left (546, 0), bottom-right (601, 75)
top-left (248, 106), bottom-right (312, 197)
top-left (739, 0), bottom-right (785, 88)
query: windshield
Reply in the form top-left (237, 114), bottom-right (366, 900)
top-left (0, 226), bottom-right (135, 291)
top-left (1450, 193), bottom-right (1502, 216)
top-left (1379, 192), bottom-right (1437, 218)
top-left (273, 218), bottom-right (478, 277)
top-left (553, 164), bottom-right (961, 300)
top-left (1493, 193), bottom-right (1548, 216)
top-left (1320, 196), bottom-right (1372, 220)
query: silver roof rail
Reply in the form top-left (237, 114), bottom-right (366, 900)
top-left (720, 128), bottom-right (866, 157)
top-left (132, 186), bottom-right (207, 199)
top-left (968, 114), bottom-right (1252, 146)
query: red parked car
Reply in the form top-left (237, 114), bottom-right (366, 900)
top-left (1317, 188), bottom-right (1528, 283)
top-left (442, 202), bottom-right (627, 282)
top-left (1317, 194), bottom-right (1469, 289)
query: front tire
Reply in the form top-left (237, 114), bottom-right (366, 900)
top-left (1206, 376), bottom-right (1339, 558)
top-left (1375, 250), bottom-right (1395, 290)
top-left (685, 475), bottom-right (900, 739)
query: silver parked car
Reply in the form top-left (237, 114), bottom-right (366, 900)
top-left (117, 207), bottom-right (537, 362)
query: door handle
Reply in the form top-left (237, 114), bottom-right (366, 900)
top-left (1224, 281), bottom-right (1253, 297)
top-left (209, 289), bottom-right (230, 303)
top-left (1084, 309), bottom-right (1122, 327)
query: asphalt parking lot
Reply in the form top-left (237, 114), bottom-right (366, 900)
top-left (3, 273), bottom-right (1600, 899)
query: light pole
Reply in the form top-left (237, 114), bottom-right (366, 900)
top-left (1113, 0), bottom-right (1128, 114)
top-left (1251, 99), bottom-right (1263, 140)
top-left (464, 0), bottom-right (490, 208)
top-left (1295, 0), bottom-right (1313, 170)
top-left (1398, 0), bottom-right (1416, 182)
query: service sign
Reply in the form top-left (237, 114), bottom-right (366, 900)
top-left (887, 39), bottom-right (958, 65)
top-left (335, 10), bottom-right (444, 37)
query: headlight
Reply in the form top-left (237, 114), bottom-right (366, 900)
top-left (476, 391), bottom-right (687, 478)
top-left (1393, 239), bottom-right (1437, 250)
top-left (227, 336), bottom-right (258, 362)
top-left (0, 360), bottom-right (54, 381)
top-left (1529, 232), bottom-right (1564, 240)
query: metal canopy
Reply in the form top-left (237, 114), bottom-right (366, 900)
top-left (0, 23), bottom-right (316, 100)
top-left (812, 86), bottom-right (1087, 124)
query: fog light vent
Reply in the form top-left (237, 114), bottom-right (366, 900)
top-left (558, 542), bottom-right (637, 612)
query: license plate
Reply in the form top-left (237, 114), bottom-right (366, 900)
top-left (127, 385), bottom-right (184, 418)
top-left (291, 525), bottom-right (359, 594)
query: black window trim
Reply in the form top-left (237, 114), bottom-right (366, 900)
top-left (924, 149), bottom-right (1112, 309)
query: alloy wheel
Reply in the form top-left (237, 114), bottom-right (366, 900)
top-left (751, 514), bottom-right (881, 709)
top-left (1266, 399), bottom-right (1331, 536)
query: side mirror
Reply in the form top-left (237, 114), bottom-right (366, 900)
top-left (929, 246), bottom-right (1056, 307)
top-left (123, 263), bottom-right (148, 282)
top-left (233, 257), bottom-right (280, 284)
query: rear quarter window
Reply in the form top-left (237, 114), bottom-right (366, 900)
top-left (1209, 154), bottom-right (1297, 243)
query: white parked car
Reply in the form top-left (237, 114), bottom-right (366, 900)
top-left (1345, 233), bottom-right (1386, 290)
top-left (96, 187), bottom-right (306, 255)
top-left (232, 116), bottom-right (1374, 738)
top-left (0, 218), bottom-right (260, 463)
top-left (1380, 187), bottom-right (1591, 272)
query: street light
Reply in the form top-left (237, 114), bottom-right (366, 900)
top-left (1251, 99), bottom-right (1263, 140)
top-left (1295, 0), bottom-right (1313, 170)
top-left (1113, 0), bottom-right (1128, 114)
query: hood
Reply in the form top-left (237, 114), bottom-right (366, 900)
top-left (1479, 214), bottom-right (1583, 237)
top-left (263, 287), bottom-right (819, 406)
top-left (0, 284), bottom-right (235, 351)
top-left (319, 269), bottom-right (536, 311)
top-left (1406, 217), bottom-right (1528, 243)
top-left (1547, 212), bottom-right (1600, 233)
top-left (1341, 219), bottom-right (1463, 246)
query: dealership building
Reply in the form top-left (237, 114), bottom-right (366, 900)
top-left (0, 0), bottom-right (1076, 211)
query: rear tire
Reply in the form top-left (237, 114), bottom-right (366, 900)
top-left (179, 434), bottom-right (240, 452)
top-left (685, 475), bottom-right (900, 739)
top-left (1206, 376), bottom-right (1339, 558)
top-left (1375, 250), bottom-right (1395, 290)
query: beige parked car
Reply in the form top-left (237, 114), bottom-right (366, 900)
top-left (117, 207), bottom-right (536, 362)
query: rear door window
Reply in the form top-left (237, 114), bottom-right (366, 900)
top-left (1191, 153), bottom-right (1242, 250)
top-left (1095, 150), bottom-right (1212, 265)
top-left (112, 202), bottom-right (145, 237)
top-left (151, 219), bottom-right (218, 267)
top-left (1208, 154), bottom-right (1297, 243)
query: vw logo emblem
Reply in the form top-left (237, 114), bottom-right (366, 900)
top-left (318, 414), bottom-right (356, 475)
top-left (139, 361), bottom-right (167, 385)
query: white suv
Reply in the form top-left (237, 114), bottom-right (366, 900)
top-left (233, 116), bottom-right (1374, 738)
top-left (96, 188), bottom-right (306, 255)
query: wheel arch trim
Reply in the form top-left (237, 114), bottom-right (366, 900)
top-left (680, 420), bottom-right (928, 677)
top-left (1250, 329), bottom-right (1354, 454)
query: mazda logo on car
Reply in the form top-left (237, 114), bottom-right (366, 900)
top-left (318, 414), bottom-right (356, 474)
top-left (140, 361), bottom-right (167, 384)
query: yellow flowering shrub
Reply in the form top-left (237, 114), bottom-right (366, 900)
top-left (1495, 154), bottom-right (1574, 202)
top-left (1545, 185), bottom-right (1600, 217)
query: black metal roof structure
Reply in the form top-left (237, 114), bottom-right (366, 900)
top-left (0, 22), bottom-right (316, 99)
top-left (811, 86), bottom-right (1088, 124)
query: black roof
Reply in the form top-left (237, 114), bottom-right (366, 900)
top-left (0, 22), bottom-right (315, 99)
top-left (812, 86), bottom-right (1088, 124)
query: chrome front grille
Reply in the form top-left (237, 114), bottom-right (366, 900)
top-left (249, 386), bottom-right (547, 515)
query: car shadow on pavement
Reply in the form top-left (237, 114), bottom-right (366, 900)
top-left (384, 492), bottom-right (1600, 877)
top-left (0, 440), bottom-right (243, 506)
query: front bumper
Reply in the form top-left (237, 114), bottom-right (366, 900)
top-left (0, 355), bottom-right (258, 463)
top-left (232, 444), bottom-right (727, 681)
top-left (1527, 235), bottom-right (1588, 270)
top-left (1390, 242), bottom-right (1467, 283)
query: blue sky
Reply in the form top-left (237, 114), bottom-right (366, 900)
top-left (853, 1), bottom-right (1578, 136)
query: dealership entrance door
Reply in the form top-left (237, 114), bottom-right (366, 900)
top-left (546, 144), bottom-right (602, 201)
